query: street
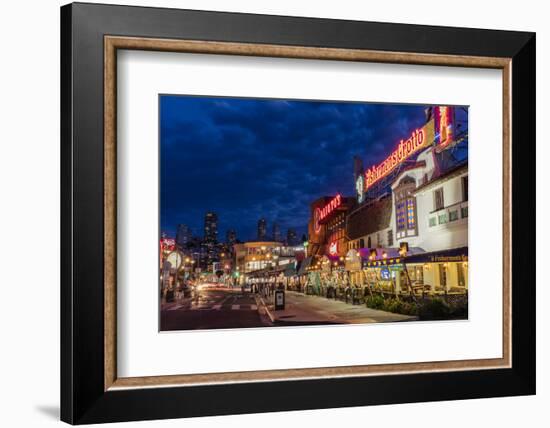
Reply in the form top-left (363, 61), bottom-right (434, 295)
top-left (161, 286), bottom-right (416, 331)
top-left (160, 287), bottom-right (269, 331)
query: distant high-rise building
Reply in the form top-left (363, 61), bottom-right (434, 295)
top-left (204, 212), bottom-right (218, 243)
top-left (226, 229), bottom-right (237, 245)
top-left (286, 228), bottom-right (298, 246)
top-left (203, 212), bottom-right (218, 268)
top-left (257, 218), bottom-right (267, 241)
top-left (272, 222), bottom-right (282, 242)
top-left (176, 224), bottom-right (192, 247)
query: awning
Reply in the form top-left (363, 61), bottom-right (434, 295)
top-left (247, 264), bottom-right (287, 278)
top-left (361, 247), bottom-right (425, 268)
top-left (297, 256), bottom-right (314, 275)
top-left (283, 263), bottom-right (297, 277)
top-left (404, 246), bottom-right (468, 264)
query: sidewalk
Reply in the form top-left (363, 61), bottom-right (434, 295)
top-left (258, 291), bottom-right (417, 325)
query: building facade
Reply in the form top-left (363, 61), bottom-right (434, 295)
top-left (272, 222), bottom-right (282, 242)
top-left (307, 194), bottom-right (353, 259)
top-left (286, 228), bottom-right (298, 246)
top-left (257, 218), bottom-right (267, 241)
top-left (203, 212), bottom-right (218, 269)
top-left (343, 106), bottom-right (469, 295)
top-left (176, 224), bottom-right (192, 247)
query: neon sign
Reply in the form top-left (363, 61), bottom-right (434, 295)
top-left (364, 128), bottom-right (426, 191)
top-left (356, 175), bottom-right (364, 203)
top-left (314, 194), bottom-right (342, 233)
top-left (434, 106), bottom-right (454, 150)
top-left (160, 238), bottom-right (176, 252)
top-left (329, 241), bottom-right (338, 255)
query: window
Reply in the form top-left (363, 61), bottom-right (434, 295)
top-left (429, 217), bottom-right (437, 227)
top-left (387, 230), bottom-right (393, 246)
top-left (406, 198), bottom-right (416, 229)
top-left (462, 176), bottom-right (468, 202)
top-left (449, 210), bottom-right (459, 222)
top-left (439, 264), bottom-right (447, 287)
top-left (359, 238), bottom-right (365, 248)
top-left (438, 213), bottom-right (447, 224)
top-left (434, 188), bottom-right (444, 211)
top-left (367, 236), bottom-right (371, 248)
top-left (461, 206), bottom-right (469, 218)
top-left (409, 266), bottom-right (424, 283)
top-left (394, 176), bottom-right (418, 236)
top-left (457, 263), bottom-right (466, 287)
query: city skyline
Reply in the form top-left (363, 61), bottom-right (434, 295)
top-left (170, 216), bottom-right (302, 245)
top-left (160, 95), bottom-right (429, 241)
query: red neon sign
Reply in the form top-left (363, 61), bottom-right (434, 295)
top-left (364, 128), bottom-right (426, 191)
top-left (160, 238), bottom-right (176, 252)
top-left (314, 194), bottom-right (342, 233)
top-left (434, 106), bottom-right (454, 150)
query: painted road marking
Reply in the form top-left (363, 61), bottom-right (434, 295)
top-left (212, 304), bottom-right (222, 310)
top-left (231, 305), bottom-right (240, 310)
top-left (251, 305), bottom-right (257, 310)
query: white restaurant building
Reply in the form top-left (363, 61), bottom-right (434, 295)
top-left (346, 108), bottom-right (469, 295)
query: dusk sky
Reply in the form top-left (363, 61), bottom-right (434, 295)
top-left (160, 96), bottom-right (432, 242)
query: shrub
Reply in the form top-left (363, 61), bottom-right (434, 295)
top-left (400, 301), bottom-right (418, 316)
top-left (384, 298), bottom-right (403, 313)
top-left (366, 295), bottom-right (385, 310)
top-left (450, 302), bottom-right (468, 318)
top-left (419, 297), bottom-right (451, 320)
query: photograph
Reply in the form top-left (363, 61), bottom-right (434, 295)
top-left (159, 96), bottom-right (469, 331)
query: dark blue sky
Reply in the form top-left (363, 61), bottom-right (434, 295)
top-left (160, 95), bottom-right (430, 242)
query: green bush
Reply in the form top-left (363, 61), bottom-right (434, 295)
top-left (366, 295), bottom-right (385, 310)
top-left (400, 301), bottom-right (418, 316)
top-left (384, 298), bottom-right (403, 313)
top-left (419, 297), bottom-right (451, 320)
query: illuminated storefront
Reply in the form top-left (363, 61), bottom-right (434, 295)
top-left (292, 106), bottom-right (468, 301)
top-left (307, 195), bottom-right (353, 259)
top-left (403, 247), bottom-right (468, 294)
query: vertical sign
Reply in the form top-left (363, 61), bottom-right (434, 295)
top-left (434, 106), bottom-right (455, 150)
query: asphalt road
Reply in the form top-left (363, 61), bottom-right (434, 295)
top-left (160, 288), bottom-right (269, 331)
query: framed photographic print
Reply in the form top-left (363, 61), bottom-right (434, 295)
top-left (61, 2), bottom-right (536, 424)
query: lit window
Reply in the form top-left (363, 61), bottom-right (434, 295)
top-left (394, 176), bottom-right (417, 235)
top-left (439, 264), bottom-right (447, 287)
top-left (407, 198), bottom-right (416, 229)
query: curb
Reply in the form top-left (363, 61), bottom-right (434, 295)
top-left (256, 295), bottom-right (276, 323)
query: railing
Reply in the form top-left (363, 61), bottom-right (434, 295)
top-left (428, 200), bottom-right (468, 227)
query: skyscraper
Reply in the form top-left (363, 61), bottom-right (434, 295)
top-left (257, 218), bottom-right (267, 241)
top-left (272, 222), bottom-right (281, 242)
top-left (203, 212), bottom-right (218, 269)
top-left (176, 224), bottom-right (192, 247)
top-left (204, 212), bottom-right (218, 243)
top-left (226, 229), bottom-right (237, 245)
top-left (286, 228), bottom-right (297, 246)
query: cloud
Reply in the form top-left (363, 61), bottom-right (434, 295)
top-left (160, 96), bottom-right (429, 240)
